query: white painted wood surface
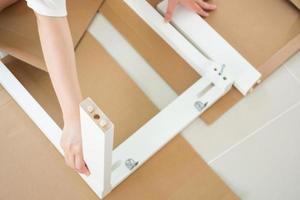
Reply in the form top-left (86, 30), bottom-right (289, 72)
top-left (110, 76), bottom-right (229, 188)
top-left (123, 0), bottom-right (261, 95)
top-left (157, 0), bottom-right (261, 95)
top-left (80, 98), bottom-right (114, 198)
top-left (0, 60), bottom-right (231, 199)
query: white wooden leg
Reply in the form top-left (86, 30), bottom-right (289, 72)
top-left (80, 98), bottom-right (114, 198)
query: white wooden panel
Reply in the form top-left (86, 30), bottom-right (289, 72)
top-left (110, 77), bottom-right (228, 188)
top-left (80, 98), bottom-right (114, 198)
top-left (157, 0), bottom-right (261, 95)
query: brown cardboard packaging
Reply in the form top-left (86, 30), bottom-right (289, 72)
top-left (0, 0), bottom-right (103, 72)
top-left (290, 0), bottom-right (300, 9)
top-left (100, 0), bottom-right (300, 124)
top-left (0, 33), bottom-right (239, 199)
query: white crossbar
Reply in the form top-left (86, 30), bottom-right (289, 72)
top-left (110, 76), bottom-right (227, 188)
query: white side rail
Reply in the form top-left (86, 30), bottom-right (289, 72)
top-left (123, 0), bottom-right (261, 95)
top-left (157, 0), bottom-right (261, 95)
top-left (0, 61), bottom-right (63, 154)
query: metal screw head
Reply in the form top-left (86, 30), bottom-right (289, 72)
top-left (219, 64), bottom-right (226, 75)
top-left (194, 101), bottom-right (208, 112)
top-left (125, 159), bottom-right (139, 170)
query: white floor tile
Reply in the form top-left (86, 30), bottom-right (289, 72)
top-left (285, 51), bottom-right (300, 83)
top-left (210, 102), bottom-right (300, 200)
top-left (182, 66), bottom-right (300, 162)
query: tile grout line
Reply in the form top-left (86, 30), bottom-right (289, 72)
top-left (285, 64), bottom-right (300, 85)
top-left (208, 100), bottom-right (300, 165)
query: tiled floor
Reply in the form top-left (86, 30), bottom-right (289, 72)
top-left (89, 14), bottom-right (300, 199)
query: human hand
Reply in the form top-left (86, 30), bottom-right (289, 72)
top-left (60, 119), bottom-right (90, 176)
top-left (164, 0), bottom-right (217, 22)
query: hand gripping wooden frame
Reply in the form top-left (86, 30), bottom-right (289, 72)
top-left (0, 0), bottom-right (261, 199)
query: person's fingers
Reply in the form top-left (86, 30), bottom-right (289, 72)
top-left (193, 3), bottom-right (209, 17)
top-left (196, 0), bottom-right (216, 11)
top-left (164, 0), bottom-right (178, 22)
top-left (75, 153), bottom-right (90, 176)
top-left (64, 152), bottom-right (75, 170)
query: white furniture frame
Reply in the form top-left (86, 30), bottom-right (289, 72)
top-left (0, 0), bottom-right (261, 199)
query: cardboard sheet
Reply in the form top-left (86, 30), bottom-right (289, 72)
top-left (0, 0), bottom-right (102, 72)
top-left (100, 0), bottom-right (300, 124)
top-left (0, 33), bottom-right (239, 199)
top-left (290, 0), bottom-right (300, 9)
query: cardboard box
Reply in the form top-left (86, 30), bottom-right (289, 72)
top-left (0, 0), bottom-right (103, 72)
top-left (290, 0), bottom-right (300, 9)
top-left (100, 0), bottom-right (300, 124)
top-left (0, 33), bottom-right (239, 199)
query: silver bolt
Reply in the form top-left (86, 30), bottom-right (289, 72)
top-left (125, 158), bottom-right (139, 170)
top-left (219, 64), bottom-right (226, 75)
top-left (194, 101), bottom-right (208, 112)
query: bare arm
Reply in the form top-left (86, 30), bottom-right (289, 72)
top-left (35, 14), bottom-right (90, 176)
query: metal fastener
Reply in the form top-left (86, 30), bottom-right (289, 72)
top-left (194, 101), bottom-right (208, 112)
top-left (219, 64), bottom-right (226, 75)
top-left (125, 158), bottom-right (139, 170)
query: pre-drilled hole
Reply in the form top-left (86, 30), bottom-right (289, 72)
top-left (93, 114), bottom-right (100, 120)
top-left (214, 68), bottom-right (217, 71)
top-left (223, 77), bottom-right (227, 80)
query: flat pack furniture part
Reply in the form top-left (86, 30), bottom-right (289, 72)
top-left (124, 0), bottom-right (261, 96)
top-left (0, 56), bottom-right (232, 198)
top-left (0, 0), bottom-right (261, 199)
top-left (101, 0), bottom-right (300, 124)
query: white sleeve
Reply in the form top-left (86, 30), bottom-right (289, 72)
top-left (25, 0), bottom-right (67, 17)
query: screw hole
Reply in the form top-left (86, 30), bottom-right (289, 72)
top-left (214, 68), bottom-right (217, 71)
top-left (93, 114), bottom-right (100, 120)
top-left (223, 77), bottom-right (227, 80)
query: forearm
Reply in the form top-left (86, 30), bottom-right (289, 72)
top-left (35, 14), bottom-right (82, 124)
